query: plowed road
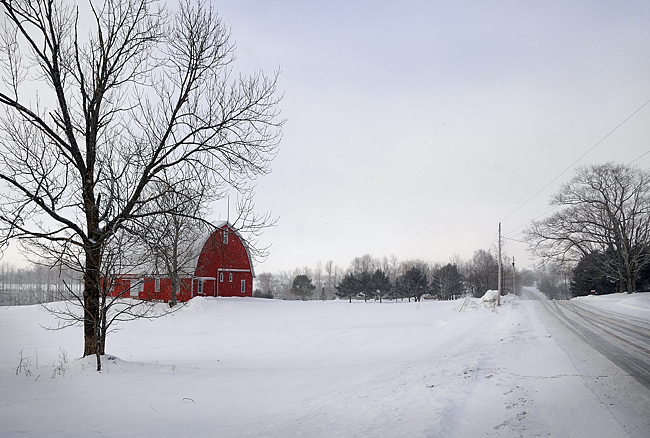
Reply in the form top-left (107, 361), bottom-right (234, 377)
top-left (520, 287), bottom-right (650, 390)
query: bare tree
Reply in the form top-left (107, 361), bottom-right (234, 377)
top-left (535, 264), bottom-right (572, 300)
top-left (349, 254), bottom-right (378, 276)
top-left (314, 260), bottom-right (323, 292)
top-left (0, 261), bottom-right (79, 305)
top-left (255, 272), bottom-right (274, 298)
top-left (0, 0), bottom-right (282, 361)
top-left (385, 254), bottom-right (400, 284)
top-left (430, 263), bottom-right (464, 300)
top-left (134, 181), bottom-right (209, 307)
top-left (43, 227), bottom-right (171, 371)
top-left (466, 249), bottom-right (498, 298)
top-left (526, 163), bottom-right (650, 293)
top-left (323, 259), bottom-right (339, 299)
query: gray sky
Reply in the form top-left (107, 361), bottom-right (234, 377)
top-left (4, 1), bottom-right (648, 274)
top-left (209, 0), bottom-right (650, 273)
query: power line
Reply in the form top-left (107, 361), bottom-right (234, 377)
top-left (505, 151), bottom-right (650, 239)
top-left (503, 236), bottom-right (527, 244)
top-left (627, 150), bottom-right (650, 165)
top-left (501, 97), bottom-right (650, 223)
top-left (488, 228), bottom-right (500, 253)
top-left (504, 205), bottom-right (561, 237)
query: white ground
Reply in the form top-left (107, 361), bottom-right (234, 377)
top-left (571, 292), bottom-right (650, 320)
top-left (1, 291), bottom-right (649, 437)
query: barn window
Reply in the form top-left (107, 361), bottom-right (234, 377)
top-left (220, 272), bottom-right (224, 282)
top-left (241, 279), bottom-right (245, 293)
top-left (223, 230), bottom-right (228, 244)
top-left (229, 273), bottom-right (233, 282)
top-left (131, 279), bottom-right (143, 298)
top-left (155, 278), bottom-right (160, 292)
top-left (198, 279), bottom-right (204, 295)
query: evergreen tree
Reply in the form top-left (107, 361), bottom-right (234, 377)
top-left (358, 271), bottom-right (374, 302)
top-left (335, 273), bottom-right (358, 303)
top-left (570, 253), bottom-right (617, 296)
top-left (291, 275), bottom-right (316, 300)
top-left (370, 269), bottom-right (391, 302)
top-left (395, 266), bottom-right (429, 302)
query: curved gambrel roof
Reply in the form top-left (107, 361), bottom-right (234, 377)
top-left (213, 221), bottom-right (256, 278)
top-left (195, 221), bottom-right (256, 278)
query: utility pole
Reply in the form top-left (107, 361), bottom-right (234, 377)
top-left (512, 256), bottom-right (517, 295)
top-left (498, 222), bottom-right (502, 306)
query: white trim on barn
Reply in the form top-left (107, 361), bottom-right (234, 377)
top-left (192, 276), bottom-right (216, 297)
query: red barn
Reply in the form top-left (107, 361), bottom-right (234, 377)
top-left (108, 222), bottom-right (255, 302)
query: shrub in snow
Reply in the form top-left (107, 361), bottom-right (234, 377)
top-left (15, 350), bottom-right (32, 377)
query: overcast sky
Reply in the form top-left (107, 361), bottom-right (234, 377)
top-left (4, 1), bottom-right (647, 274)
top-left (206, 0), bottom-right (650, 274)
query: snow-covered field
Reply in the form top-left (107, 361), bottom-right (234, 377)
top-left (0, 292), bottom-right (648, 437)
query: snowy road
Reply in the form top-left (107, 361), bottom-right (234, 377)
top-left (521, 287), bottom-right (650, 437)
top-left (520, 287), bottom-right (650, 390)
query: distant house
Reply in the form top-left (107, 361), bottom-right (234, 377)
top-left (108, 222), bottom-right (254, 302)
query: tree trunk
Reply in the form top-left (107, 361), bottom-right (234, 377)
top-left (100, 296), bottom-right (107, 355)
top-left (83, 244), bottom-right (101, 359)
top-left (171, 273), bottom-right (180, 307)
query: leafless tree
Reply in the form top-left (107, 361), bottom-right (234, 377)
top-left (526, 163), bottom-right (650, 293)
top-left (276, 270), bottom-right (294, 300)
top-left (348, 254), bottom-right (378, 277)
top-left (535, 264), bottom-right (572, 300)
top-left (399, 259), bottom-right (431, 277)
top-left (256, 272), bottom-right (273, 297)
top-left (133, 180), bottom-right (209, 307)
top-left (323, 259), bottom-right (338, 299)
top-left (465, 249), bottom-right (498, 297)
top-left (383, 254), bottom-right (400, 284)
top-left (0, 0), bottom-right (282, 361)
top-left (42, 227), bottom-right (172, 371)
top-left (314, 260), bottom-right (323, 291)
top-left (0, 260), bottom-right (80, 305)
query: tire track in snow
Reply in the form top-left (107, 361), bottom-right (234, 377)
top-left (533, 296), bottom-right (650, 391)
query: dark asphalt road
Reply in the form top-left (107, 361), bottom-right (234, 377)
top-left (520, 287), bottom-right (650, 391)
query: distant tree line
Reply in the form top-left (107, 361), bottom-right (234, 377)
top-left (254, 249), bottom-right (528, 302)
top-left (0, 262), bottom-right (82, 306)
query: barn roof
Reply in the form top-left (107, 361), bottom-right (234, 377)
top-left (193, 221), bottom-right (256, 278)
top-left (121, 221), bottom-right (255, 278)
top-left (216, 221), bottom-right (256, 278)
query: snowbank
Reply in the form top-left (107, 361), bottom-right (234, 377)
top-left (447, 291), bottom-right (517, 312)
top-left (573, 292), bottom-right (650, 319)
top-left (482, 289), bottom-right (499, 303)
top-left (616, 294), bottom-right (650, 312)
top-left (182, 295), bottom-right (222, 312)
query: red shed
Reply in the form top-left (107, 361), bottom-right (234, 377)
top-left (108, 222), bottom-right (255, 302)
